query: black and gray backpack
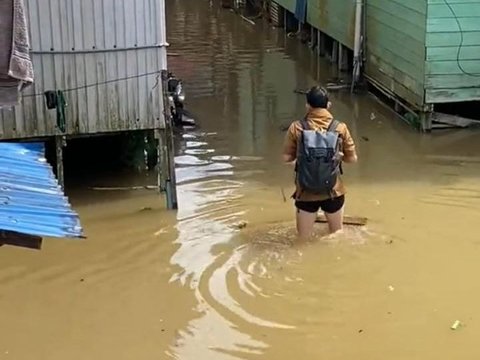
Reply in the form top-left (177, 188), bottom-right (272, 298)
top-left (296, 117), bottom-right (343, 196)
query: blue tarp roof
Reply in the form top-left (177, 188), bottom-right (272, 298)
top-left (0, 142), bottom-right (83, 239)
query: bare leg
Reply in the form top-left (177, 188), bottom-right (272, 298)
top-left (296, 209), bottom-right (318, 239)
top-left (324, 205), bottom-right (344, 234)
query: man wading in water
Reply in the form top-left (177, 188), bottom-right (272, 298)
top-left (283, 86), bottom-right (358, 238)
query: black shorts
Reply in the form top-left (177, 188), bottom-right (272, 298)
top-left (295, 195), bottom-right (345, 214)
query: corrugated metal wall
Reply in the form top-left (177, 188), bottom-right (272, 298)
top-left (365, 0), bottom-right (428, 108)
top-left (0, 0), bottom-right (167, 140)
top-left (425, 0), bottom-right (480, 103)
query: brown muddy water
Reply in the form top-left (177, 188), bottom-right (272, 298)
top-left (2, 1), bottom-right (480, 359)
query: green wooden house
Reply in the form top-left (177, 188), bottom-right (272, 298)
top-left (272, 0), bottom-right (480, 130)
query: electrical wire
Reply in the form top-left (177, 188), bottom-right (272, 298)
top-left (443, 0), bottom-right (480, 77)
top-left (23, 70), bottom-right (163, 98)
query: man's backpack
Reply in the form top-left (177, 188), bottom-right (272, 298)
top-left (296, 117), bottom-right (343, 196)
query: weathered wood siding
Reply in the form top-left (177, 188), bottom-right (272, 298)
top-left (425, 0), bottom-right (480, 103)
top-left (0, 0), bottom-right (167, 140)
top-left (365, 0), bottom-right (428, 108)
top-left (273, 0), bottom-right (296, 14)
top-left (307, 0), bottom-right (356, 49)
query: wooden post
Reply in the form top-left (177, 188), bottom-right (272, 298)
top-left (331, 41), bottom-right (339, 64)
top-left (338, 43), bottom-right (344, 70)
top-left (319, 31), bottom-right (326, 56)
top-left (155, 128), bottom-right (166, 192)
top-left (420, 111), bottom-right (433, 133)
top-left (310, 26), bottom-right (316, 50)
top-left (161, 70), bottom-right (178, 210)
top-left (55, 135), bottom-right (66, 189)
top-left (338, 44), bottom-right (349, 71)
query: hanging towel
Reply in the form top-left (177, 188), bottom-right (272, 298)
top-left (0, 0), bottom-right (34, 108)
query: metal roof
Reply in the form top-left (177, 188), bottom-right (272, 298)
top-left (0, 142), bottom-right (83, 239)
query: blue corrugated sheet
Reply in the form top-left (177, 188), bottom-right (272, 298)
top-left (0, 142), bottom-right (83, 239)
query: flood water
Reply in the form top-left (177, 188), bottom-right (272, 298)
top-left (2, 0), bottom-right (480, 359)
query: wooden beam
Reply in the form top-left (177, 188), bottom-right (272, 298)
top-left (316, 214), bottom-right (368, 226)
top-left (431, 112), bottom-right (480, 129)
top-left (0, 231), bottom-right (43, 250)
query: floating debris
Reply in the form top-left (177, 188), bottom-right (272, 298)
top-left (232, 221), bottom-right (248, 230)
top-left (240, 15), bottom-right (255, 26)
top-left (451, 320), bottom-right (461, 330)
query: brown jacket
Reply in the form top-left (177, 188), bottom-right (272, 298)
top-left (283, 108), bottom-right (357, 202)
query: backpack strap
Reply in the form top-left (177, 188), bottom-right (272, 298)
top-left (300, 116), bottom-right (310, 130)
top-left (327, 119), bottom-right (340, 133)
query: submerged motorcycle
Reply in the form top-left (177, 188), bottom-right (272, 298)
top-left (167, 72), bottom-right (195, 128)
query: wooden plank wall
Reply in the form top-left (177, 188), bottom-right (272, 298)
top-left (307, 0), bottom-right (356, 50)
top-left (365, 0), bottom-right (428, 109)
top-left (425, 0), bottom-right (480, 103)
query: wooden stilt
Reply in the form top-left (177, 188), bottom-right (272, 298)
top-left (55, 135), bottom-right (65, 189)
top-left (338, 44), bottom-right (349, 71)
top-left (331, 41), bottom-right (339, 64)
top-left (420, 112), bottom-right (433, 133)
top-left (155, 128), bottom-right (166, 192)
top-left (319, 31), bottom-right (326, 56)
top-left (310, 27), bottom-right (316, 50)
top-left (161, 70), bottom-right (178, 210)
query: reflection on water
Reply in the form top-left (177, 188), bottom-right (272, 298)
top-left (1, 0), bottom-right (480, 359)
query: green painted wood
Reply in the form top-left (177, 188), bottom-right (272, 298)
top-left (390, 0), bottom-right (428, 14)
top-left (425, 0), bottom-right (480, 103)
top-left (428, 17), bottom-right (480, 32)
top-left (366, 64), bottom-right (425, 108)
top-left (427, 45), bottom-right (480, 61)
top-left (272, 0), bottom-right (296, 14)
top-left (428, 3), bottom-right (480, 18)
top-left (426, 60), bottom-right (480, 75)
top-left (365, 0), bottom-right (427, 106)
top-left (368, 42), bottom-right (424, 80)
top-left (307, 0), bottom-right (356, 49)
top-left (366, 53), bottom-right (425, 97)
top-left (426, 74), bottom-right (480, 88)
top-left (367, 4), bottom-right (426, 42)
top-left (428, 0), bottom-right (480, 4)
top-left (426, 87), bottom-right (480, 103)
top-left (426, 31), bottom-right (480, 47)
